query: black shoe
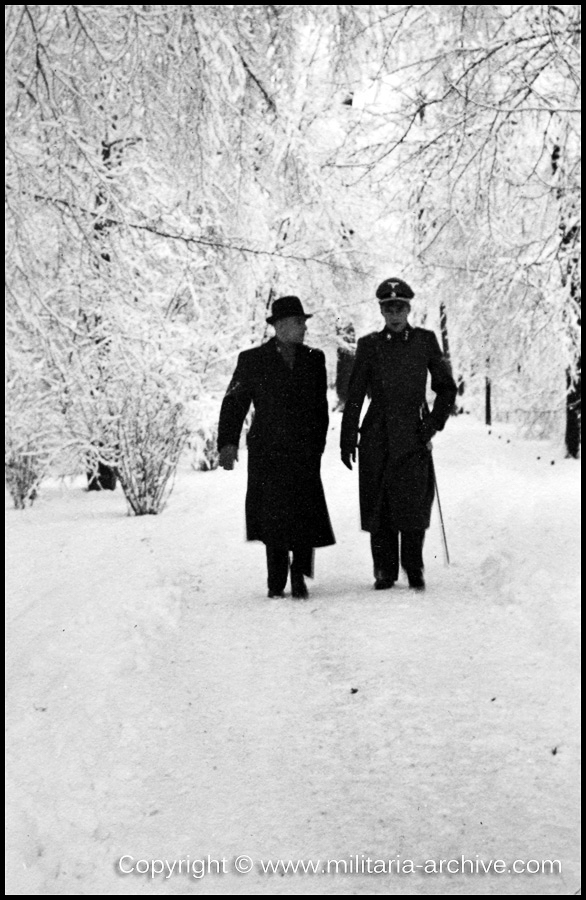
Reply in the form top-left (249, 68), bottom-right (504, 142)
top-left (374, 577), bottom-right (396, 590)
top-left (267, 590), bottom-right (286, 599)
top-left (408, 573), bottom-right (426, 591)
top-left (291, 574), bottom-right (309, 599)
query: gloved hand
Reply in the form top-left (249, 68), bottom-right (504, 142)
top-left (219, 444), bottom-right (238, 470)
top-left (417, 418), bottom-right (436, 447)
top-left (341, 446), bottom-right (357, 471)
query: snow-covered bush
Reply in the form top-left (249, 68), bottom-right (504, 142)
top-left (186, 397), bottom-right (222, 472)
top-left (115, 383), bottom-right (189, 515)
top-left (5, 367), bottom-right (56, 509)
top-left (189, 426), bottom-right (220, 472)
top-left (83, 311), bottom-right (195, 515)
top-left (5, 441), bottom-right (43, 509)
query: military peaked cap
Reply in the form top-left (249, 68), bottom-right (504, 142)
top-left (375, 278), bottom-right (415, 301)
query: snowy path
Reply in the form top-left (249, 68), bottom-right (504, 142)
top-left (5, 416), bottom-right (580, 895)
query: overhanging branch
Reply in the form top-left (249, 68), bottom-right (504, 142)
top-left (6, 185), bottom-right (370, 276)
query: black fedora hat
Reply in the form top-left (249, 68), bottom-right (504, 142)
top-left (266, 295), bottom-right (313, 324)
top-left (375, 277), bottom-right (415, 301)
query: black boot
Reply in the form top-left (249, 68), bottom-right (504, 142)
top-left (407, 571), bottom-right (426, 591)
top-left (371, 528), bottom-right (399, 589)
top-left (291, 571), bottom-right (309, 599)
top-left (373, 568), bottom-right (395, 590)
top-left (266, 545), bottom-right (289, 598)
top-left (402, 532), bottom-right (425, 590)
top-left (290, 546), bottom-right (312, 599)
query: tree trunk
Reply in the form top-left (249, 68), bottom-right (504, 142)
top-left (87, 460), bottom-right (118, 491)
top-left (439, 302), bottom-right (458, 414)
top-left (85, 134), bottom-right (119, 490)
top-left (335, 349), bottom-right (355, 410)
top-left (335, 322), bottom-right (356, 410)
top-left (439, 302), bottom-right (450, 360)
top-left (565, 363), bottom-right (581, 458)
top-left (552, 144), bottom-right (581, 458)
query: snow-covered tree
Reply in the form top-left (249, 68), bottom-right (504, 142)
top-left (333, 4), bottom-right (581, 448)
top-left (5, 5), bottom-right (376, 509)
top-left (6, 5), bottom-right (580, 514)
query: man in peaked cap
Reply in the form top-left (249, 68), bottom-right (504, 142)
top-left (217, 296), bottom-right (335, 600)
top-left (375, 277), bottom-right (415, 302)
top-left (340, 278), bottom-right (456, 591)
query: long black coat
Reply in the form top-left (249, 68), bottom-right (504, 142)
top-left (217, 338), bottom-right (335, 549)
top-left (340, 326), bottom-right (457, 533)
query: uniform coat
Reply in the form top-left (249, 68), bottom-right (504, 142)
top-left (340, 325), bottom-right (457, 533)
top-left (217, 338), bottom-right (335, 549)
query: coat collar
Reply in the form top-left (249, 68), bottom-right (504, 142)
top-left (380, 323), bottom-right (414, 343)
top-left (264, 336), bottom-right (309, 356)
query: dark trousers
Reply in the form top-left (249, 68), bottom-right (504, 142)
top-left (370, 528), bottom-right (425, 582)
top-left (266, 544), bottom-right (314, 593)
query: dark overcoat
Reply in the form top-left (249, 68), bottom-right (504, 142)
top-left (340, 325), bottom-right (457, 533)
top-left (217, 338), bottom-right (335, 549)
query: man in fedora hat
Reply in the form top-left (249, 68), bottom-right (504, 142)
top-left (340, 278), bottom-right (456, 591)
top-left (217, 295), bottom-right (335, 599)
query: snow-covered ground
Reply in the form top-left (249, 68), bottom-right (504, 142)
top-left (5, 412), bottom-right (580, 896)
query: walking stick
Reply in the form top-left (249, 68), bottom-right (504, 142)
top-left (431, 457), bottom-right (450, 566)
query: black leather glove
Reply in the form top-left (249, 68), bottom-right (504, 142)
top-left (219, 444), bottom-right (238, 470)
top-left (341, 446), bottom-right (357, 470)
top-left (417, 418), bottom-right (436, 446)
